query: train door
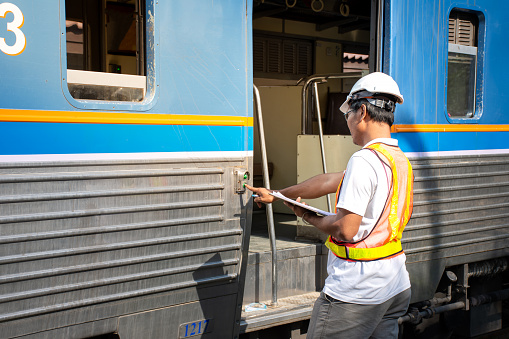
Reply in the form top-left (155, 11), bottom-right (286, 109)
top-left (241, 0), bottom-right (381, 336)
top-left (250, 0), bottom-right (378, 240)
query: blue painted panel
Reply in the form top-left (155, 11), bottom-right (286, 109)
top-left (388, 0), bottom-right (509, 153)
top-left (0, 122), bottom-right (252, 155)
top-left (438, 131), bottom-right (509, 152)
top-left (388, 0), bottom-right (445, 126)
top-left (0, 1), bottom-right (253, 155)
top-left (0, 0), bottom-right (67, 110)
top-left (160, 0), bottom-right (252, 118)
top-left (396, 131), bottom-right (509, 154)
top-left (389, 0), bottom-right (509, 125)
top-left (0, 1), bottom-right (252, 115)
top-left (394, 132), bottom-right (439, 154)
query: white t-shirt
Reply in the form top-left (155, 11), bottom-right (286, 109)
top-left (322, 138), bottom-right (411, 305)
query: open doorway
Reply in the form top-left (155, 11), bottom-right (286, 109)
top-left (251, 0), bottom-right (375, 241)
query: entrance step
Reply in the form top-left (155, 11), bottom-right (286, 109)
top-left (240, 291), bottom-right (320, 333)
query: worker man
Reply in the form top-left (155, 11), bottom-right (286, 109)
top-left (246, 72), bottom-right (413, 338)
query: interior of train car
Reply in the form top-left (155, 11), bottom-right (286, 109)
top-left (242, 0), bottom-right (376, 335)
top-left (250, 0), bottom-right (371, 240)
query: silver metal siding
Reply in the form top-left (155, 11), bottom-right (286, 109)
top-left (0, 158), bottom-right (249, 338)
top-left (404, 154), bottom-right (509, 301)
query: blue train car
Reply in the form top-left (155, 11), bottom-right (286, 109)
top-left (1, 0), bottom-right (509, 338)
top-left (0, 1), bottom-right (253, 338)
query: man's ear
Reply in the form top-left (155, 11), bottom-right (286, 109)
top-left (360, 104), bottom-right (368, 120)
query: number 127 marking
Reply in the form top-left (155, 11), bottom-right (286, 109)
top-left (180, 319), bottom-right (211, 338)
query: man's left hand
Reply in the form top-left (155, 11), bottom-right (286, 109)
top-left (284, 197), bottom-right (308, 218)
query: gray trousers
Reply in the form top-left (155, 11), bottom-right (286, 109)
top-left (307, 288), bottom-right (411, 339)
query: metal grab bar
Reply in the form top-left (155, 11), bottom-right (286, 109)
top-left (253, 85), bottom-right (278, 305)
top-left (300, 72), bottom-right (367, 212)
top-left (300, 72), bottom-right (367, 135)
top-left (312, 82), bottom-right (332, 212)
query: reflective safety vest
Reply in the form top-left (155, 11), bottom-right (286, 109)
top-left (325, 142), bottom-right (413, 261)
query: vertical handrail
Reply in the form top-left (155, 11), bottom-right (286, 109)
top-left (376, 0), bottom-right (384, 71)
top-left (253, 85), bottom-right (278, 306)
top-left (312, 83), bottom-right (333, 212)
top-left (300, 72), bottom-right (367, 134)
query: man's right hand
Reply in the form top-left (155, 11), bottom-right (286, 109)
top-left (244, 184), bottom-right (276, 208)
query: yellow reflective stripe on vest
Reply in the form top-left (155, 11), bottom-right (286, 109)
top-left (325, 237), bottom-right (403, 261)
top-left (334, 172), bottom-right (345, 214)
top-left (403, 159), bottom-right (413, 226)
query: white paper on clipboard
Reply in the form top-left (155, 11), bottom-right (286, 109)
top-left (269, 191), bottom-right (335, 216)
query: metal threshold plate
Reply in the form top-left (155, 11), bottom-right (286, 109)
top-left (240, 291), bottom-right (320, 333)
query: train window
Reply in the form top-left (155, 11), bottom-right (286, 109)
top-left (447, 10), bottom-right (480, 119)
top-left (65, 0), bottom-right (146, 102)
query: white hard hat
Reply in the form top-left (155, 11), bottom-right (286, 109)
top-left (340, 72), bottom-right (404, 113)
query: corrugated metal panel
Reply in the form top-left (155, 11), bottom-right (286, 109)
top-left (0, 159), bottom-right (245, 335)
top-left (403, 154), bottom-right (509, 301)
top-left (404, 154), bottom-right (509, 264)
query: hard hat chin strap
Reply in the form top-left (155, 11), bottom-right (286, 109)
top-left (366, 98), bottom-right (395, 112)
top-left (349, 91), bottom-right (396, 113)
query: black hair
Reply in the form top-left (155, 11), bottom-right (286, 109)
top-left (349, 97), bottom-right (396, 127)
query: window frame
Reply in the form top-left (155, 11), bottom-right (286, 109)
top-left (445, 7), bottom-right (485, 124)
top-left (60, 0), bottom-right (159, 111)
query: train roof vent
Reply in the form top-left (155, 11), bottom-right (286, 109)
top-left (449, 11), bottom-right (478, 47)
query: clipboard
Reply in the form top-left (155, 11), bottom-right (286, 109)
top-left (269, 191), bottom-right (335, 216)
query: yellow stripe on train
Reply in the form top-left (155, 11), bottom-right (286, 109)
top-left (0, 109), bottom-right (254, 127)
top-left (391, 124), bottom-right (509, 133)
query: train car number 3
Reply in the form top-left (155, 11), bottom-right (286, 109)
top-left (0, 2), bottom-right (26, 56)
top-left (179, 319), bottom-right (212, 338)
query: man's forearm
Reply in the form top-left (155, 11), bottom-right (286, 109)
top-left (302, 208), bottom-right (361, 242)
top-left (279, 172), bottom-right (343, 200)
